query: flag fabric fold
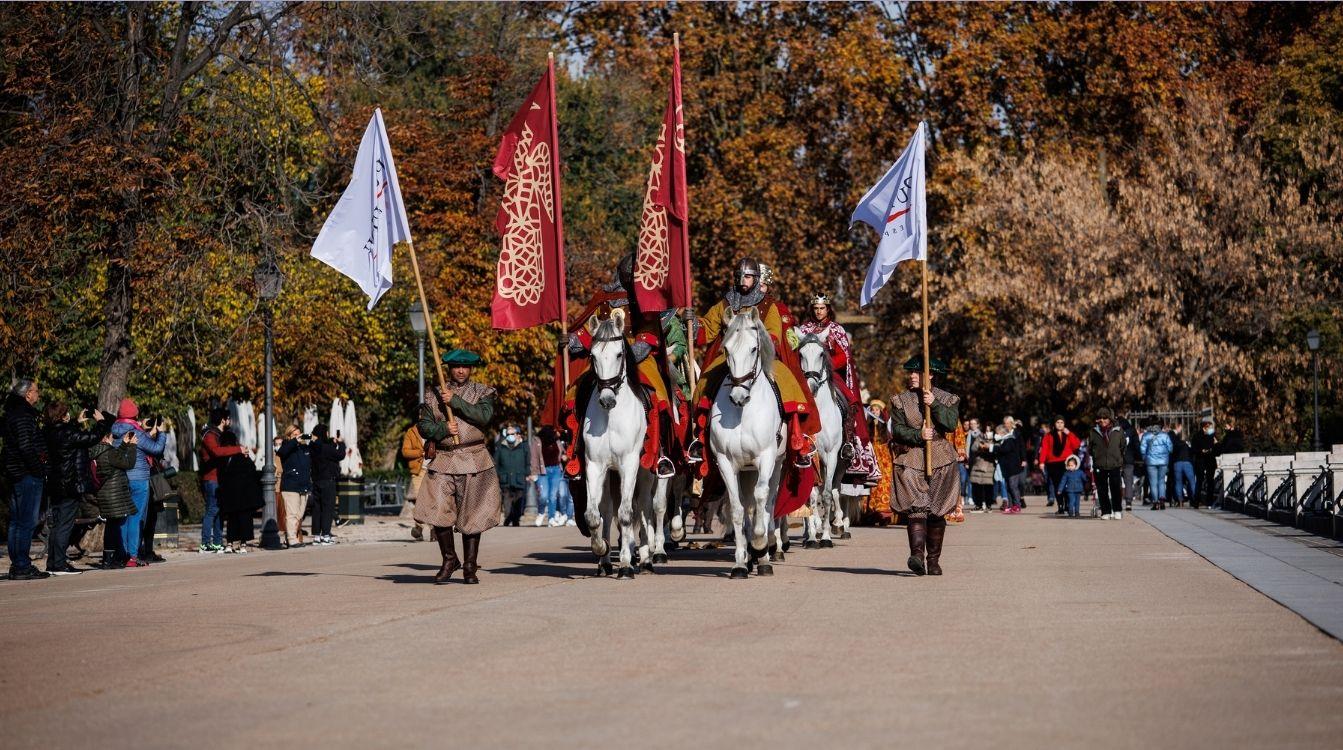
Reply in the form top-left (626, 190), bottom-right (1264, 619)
top-left (633, 44), bottom-right (691, 313)
top-left (491, 57), bottom-right (567, 330)
top-left (852, 121), bottom-right (928, 307)
top-left (310, 108), bottom-right (411, 311)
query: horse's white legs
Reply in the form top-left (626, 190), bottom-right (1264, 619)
top-left (615, 456), bottom-right (640, 577)
top-left (586, 469), bottom-right (608, 560)
top-left (650, 476), bottom-right (669, 564)
top-left (751, 454), bottom-right (775, 556)
top-left (717, 456), bottom-right (749, 576)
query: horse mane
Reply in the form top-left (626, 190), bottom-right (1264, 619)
top-left (725, 310), bottom-right (775, 377)
top-left (592, 316), bottom-right (639, 389)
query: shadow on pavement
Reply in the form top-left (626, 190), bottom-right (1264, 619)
top-left (387, 563), bottom-right (439, 571)
top-left (245, 571), bottom-right (319, 577)
top-left (812, 566), bottom-right (916, 577)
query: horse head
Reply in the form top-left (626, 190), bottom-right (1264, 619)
top-left (723, 307), bottom-right (773, 407)
top-left (589, 310), bottom-right (627, 411)
top-left (797, 332), bottom-right (831, 393)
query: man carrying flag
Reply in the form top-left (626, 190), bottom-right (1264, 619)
top-left (851, 121), bottom-right (962, 576)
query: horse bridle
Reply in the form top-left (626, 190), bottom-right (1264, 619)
top-left (801, 340), bottom-right (829, 386)
top-left (591, 333), bottom-right (626, 394)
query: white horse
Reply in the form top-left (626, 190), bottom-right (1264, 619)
top-left (580, 311), bottom-right (666, 578)
top-left (708, 308), bottom-right (786, 578)
top-left (797, 332), bottom-right (845, 549)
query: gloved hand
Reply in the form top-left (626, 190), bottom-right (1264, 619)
top-left (785, 327), bottom-right (801, 351)
top-left (631, 340), bottom-right (652, 362)
top-left (567, 332), bottom-right (586, 355)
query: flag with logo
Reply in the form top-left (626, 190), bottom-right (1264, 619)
top-left (310, 108), bottom-right (411, 310)
top-left (851, 121), bottom-right (928, 307)
top-left (491, 56), bottom-right (568, 330)
top-left (633, 43), bottom-right (690, 313)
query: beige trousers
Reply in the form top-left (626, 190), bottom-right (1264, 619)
top-left (280, 491), bottom-right (307, 542)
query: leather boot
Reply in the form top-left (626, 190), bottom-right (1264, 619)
top-left (462, 533), bottom-right (481, 584)
top-left (433, 528), bottom-right (459, 584)
top-left (906, 517), bottom-right (927, 576)
top-left (926, 517), bottom-right (946, 576)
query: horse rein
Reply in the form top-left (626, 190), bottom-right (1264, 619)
top-left (591, 333), bottom-right (626, 394)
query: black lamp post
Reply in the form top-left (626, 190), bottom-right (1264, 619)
top-left (1307, 329), bottom-right (1321, 451)
top-left (254, 259), bottom-right (284, 549)
top-left (409, 301), bottom-right (426, 405)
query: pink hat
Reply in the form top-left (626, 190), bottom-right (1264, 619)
top-left (117, 398), bottom-right (139, 420)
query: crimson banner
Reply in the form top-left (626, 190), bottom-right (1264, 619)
top-left (491, 56), bottom-right (568, 330)
top-left (633, 44), bottom-right (690, 312)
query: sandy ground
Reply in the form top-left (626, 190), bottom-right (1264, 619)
top-left (2, 504), bottom-right (1341, 749)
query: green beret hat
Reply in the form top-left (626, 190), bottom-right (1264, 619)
top-left (902, 355), bottom-right (949, 376)
top-left (442, 349), bottom-right (484, 367)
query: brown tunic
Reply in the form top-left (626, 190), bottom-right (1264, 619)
top-left (888, 388), bottom-right (962, 518)
top-left (412, 381), bottom-right (502, 535)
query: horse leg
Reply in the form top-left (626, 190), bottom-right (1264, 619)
top-left (717, 457), bottom-right (749, 579)
top-left (586, 469), bottom-right (612, 576)
top-left (615, 457), bottom-right (640, 579)
top-left (819, 462), bottom-right (836, 549)
top-left (752, 455), bottom-right (775, 576)
top-left (651, 477), bottom-right (670, 565)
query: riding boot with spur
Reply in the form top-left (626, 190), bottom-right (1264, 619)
top-left (925, 517), bottom-right (947, 576)
top-left (461, 534), bottom-right (481, 584)
top-left (906, 517), bottom-right (927, 576)
top-left (433, 528), bottom-right (459, 584)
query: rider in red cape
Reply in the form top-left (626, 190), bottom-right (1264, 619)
top-left (796, 294), bottom-right (881, 487)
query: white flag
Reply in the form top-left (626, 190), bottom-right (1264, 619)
top-left (851, 121), bottom-right (928, 307)
top-left (311, 108), bottom-right (411, 310)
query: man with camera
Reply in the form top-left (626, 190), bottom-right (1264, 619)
top-left (309, 424), bottom-right (346, 546)
top-left (43, 402), bottom-right (109, 574)
top-left (277, 425), bottom-right (314, 547)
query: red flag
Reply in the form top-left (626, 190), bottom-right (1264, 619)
top-left (492, 56), bottom-right (567, 330)
top-left (633, 43), bottom-right (690, 313)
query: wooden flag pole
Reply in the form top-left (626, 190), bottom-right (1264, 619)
top-left (406, 238), bottom-right (457, 439)
top-left (921, 258), bottom-right (933, 478)
top-left (548, 50), bottom-right (572, 393)
top-left (674, 31), bottom-right (697, 412)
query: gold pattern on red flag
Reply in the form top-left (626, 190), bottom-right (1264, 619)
top-left (633, 44), bottom-right (690, 312)
top-left (492, 60), bottom-right (567, 330)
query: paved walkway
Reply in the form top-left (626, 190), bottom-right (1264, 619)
top-left (1138, 508), bottom-right (1343, 640)
top-left (3, 505), bottom-right (1342, 749)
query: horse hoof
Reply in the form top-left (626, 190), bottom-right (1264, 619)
top-left (773, 552), bottom-right (785, 562)
top-left (652, 553), bottom-right (670, 565)
top-left (729, 567), bottom-right (750, 579)
top-left (783, 541), bottom-right (791, 552)
top-left (616, 567), bottom-right (636, 580)
top-left (640, 562), bottom-right (655, 573)
top-left (820, 539), bottom-right (835, 549)
top-left (670, 526), bottom-right (686, 543)
top-left (756, 564), bottom-right (774, 576)
top-left (803, 540), bottom-right (819, 550)
top-left (597, 560), bottom-right (614, 577)
top-left (841, 531), bottom-right (852, 540)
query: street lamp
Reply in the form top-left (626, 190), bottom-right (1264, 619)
top-left (409, 300), bottom-right (426, 405)
top-left (1307, 329), bottom-right (1321, 451)
top-left (254, 259), bottom-right (284, 550)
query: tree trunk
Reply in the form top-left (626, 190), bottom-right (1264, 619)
top-left (97, 232), bottom-right (136, 411)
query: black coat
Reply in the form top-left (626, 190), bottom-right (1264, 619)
top-left (45, 418), bottom-right (110, 498)
top-left (996, 435), bottom-right (1025, 478)
top-left (1118, 418), bottom-right (1141, 464)
top-left (310, 438), bottom-right (346, 483)
top-left (1220, 429), bottom-right (1246, 454)
top-left (1170, 432), bottom-right (1194, 463)
top-left (1, 393), bottom-right (45, 480)
top-left (216, 454), bottom-right (263, 514)
top-left (277, 438), bottom-right (313, 493)
top-left (1192, 431), bottom-right (1218, 468)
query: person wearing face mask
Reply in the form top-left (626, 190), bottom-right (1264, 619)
top-left (1191, 418), bottom-right (1218, 510)
top-left (493, 423), bottom-right (529, 527)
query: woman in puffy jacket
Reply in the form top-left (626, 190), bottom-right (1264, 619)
top-left (1140, 423), bottom-right (1174, 510)
top-left (89, 429), bottom-right (140, 567)
top-left (43, 402), bottom-right (109, 574)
